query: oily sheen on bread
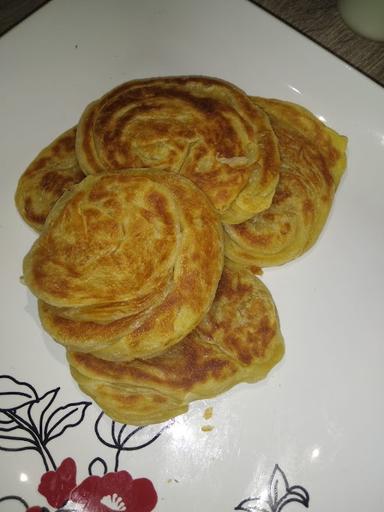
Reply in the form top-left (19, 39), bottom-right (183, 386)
top-left (23, 170), bottom-right (224, 360)
top-left (15, 127), bottom-right (85, 231)
top-left (67, 263), bottom-right (284, 425)
top-left (224, 98), bottom-right (347, 267)
top-left (76, 76), bottom-right (280, 223)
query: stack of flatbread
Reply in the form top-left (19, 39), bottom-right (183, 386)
top-left (16, 76), bottom-right (347, 425)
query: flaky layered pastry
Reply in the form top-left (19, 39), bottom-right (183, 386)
top-left (224, 98), bottom-right (347, 267)
top-left (23, 171), bottom-right (224, 360)
top-left (15, 127), bottom-right (85, 231)
top-left (76, 76), bottom-right (280, 223)
top-left (67, 263), bottom-right (284, 425)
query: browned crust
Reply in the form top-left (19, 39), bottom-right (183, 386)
top-left (224, 98), bottom-right (347, 268)
top-left (15, 127), bottom-right (85, 231)
top-left (24, 170), bottom-right (224, 360)
top-left (76, 76), bottom-right (280, 222)
top-left (67, 264), bottom-right (284, 425)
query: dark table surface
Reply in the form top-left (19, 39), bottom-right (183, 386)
top-left (251, 0), bottom-right (384, 86)
top-left (1, 0), bottom-right (383, 86)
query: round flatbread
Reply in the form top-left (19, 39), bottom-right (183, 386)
top-left (15, 127), bottom-right (85, 231)
top-left (76, 76), bottom-right (280, 224)
top-left (224, 98), bottom-right (347, 267)
top-left (23, 170), bottom-right (223, 360)
top-left (67, 263), bottom-right (284, 425)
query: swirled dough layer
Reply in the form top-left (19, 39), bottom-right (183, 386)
top-left (76, 76), bottom-right (280, 224)
top-left (15, 127), bottom-right (85, 231)
top-left (67, 263), bottom-right (284, 425)
top-left (224, 98), bottom-right (347, 267)
top-left (24, 171), bottom-right (223, 359)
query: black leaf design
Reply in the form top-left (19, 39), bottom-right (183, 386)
top-left (94, 413), bottom-right (116, 448)
top-left (270, 465), bottom-right (289, 508)
top-left (94, 412), bottom-right (174, 471)
top-left (44, 401), bottom-right (91, 443)
top-left (0, 411), bottom-right (19, 433)
top-left (0, 375), bottom-right (92, 472)
top-left (0, 411), bottom-right (14, 424)
top-left (0, 375), bottom-right (38, 411)
top-left (0, 433), bottom-right (37, 452)
top-left (116, 423), bottom-right (128, 445)
top-left (88, 456), bottom-right (108, 476)
top-left (94, 412), bottom-right (173, 451)
top-left (235, 464), bottom-right (310, 512)
top-left (277, 485), bottom-right (310, 511)
top-left (112, 420), bottom-right (120, 446)
top-left (119, 422), bottom-right (171, 450)
top-left (235, 497), bottom-right (272, 512)
top-left (0, 421), bottom-right (20, 433)
top-left (27, 388), bottom-right (59, 440)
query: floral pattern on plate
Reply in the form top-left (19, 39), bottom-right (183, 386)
top-left (0, 374), bottom-right (310, 511)
top-left (0, 375), bottom-right (171, 512)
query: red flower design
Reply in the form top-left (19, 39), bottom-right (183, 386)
top-left (69, 471), bottom-right (157, 512)
top-left (26, 508), bottom-right (44, 512)
top-left (38, 457), bottom-right (77, 508)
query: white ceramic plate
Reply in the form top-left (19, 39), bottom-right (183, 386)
top-left (1, 1), bottom-right (383, 510)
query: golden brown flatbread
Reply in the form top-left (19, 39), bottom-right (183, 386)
top-left (76, 76), bottom-right (280, 223)
top-left (15, 127), bottom-right (85, 231)
top-left (224, 98), bottom-right (347, 267)
top-left (23, 170), bottom-right (224, 360)
top-left (67, 263), bottom-right (284, 425)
